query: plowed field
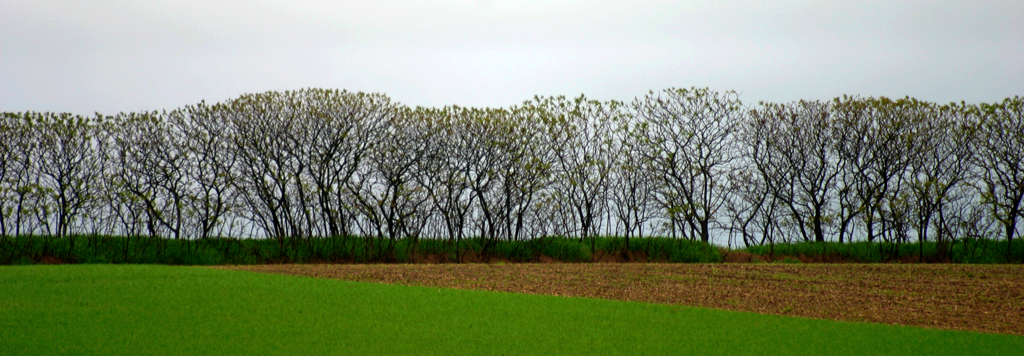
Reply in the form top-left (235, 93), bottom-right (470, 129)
top-left (225, 263), bottom-right (1024, 335)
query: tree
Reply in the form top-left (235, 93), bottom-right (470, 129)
top-left (906, 102), bottom-right (976, 260)
top-left (732, 106), bottom-right (788, 248)
top-left (634, 88), bottom-right (743, 243)
top-left (460, 105), bottom-right (556, 256)
top-left (0, 113), bottom-right (32, 237)
top-left (109, 112), bottom-right (166, 238)
top-left (297, 90), bottom-right (391, 240)
top-left (166, 102), bottom-right (239, 240)
top-left (751, 100), bottom-right (843, 243)
top-left (348, 107), bottom-right (432, 260)
top-left (226, 91), bottom-right (308, 243)
top-left (33, 113), bottom-right (108, 238)
top-left (415, 106), bottom-right (479, 260)
top-left (832, 96), bottom-right (921, 244)
top-left (974, 96), bottom-right (1024, 259)
top-left (541, 95), bottom-right (620, 248)
top-left (609, 114), bottom-right (659, 251)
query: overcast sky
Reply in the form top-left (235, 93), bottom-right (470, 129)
top-left (2, 0), bottom-right (1022, 114)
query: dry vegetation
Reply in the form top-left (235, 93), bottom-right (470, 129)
top-left (226, 263), bottom-right (1024, 335)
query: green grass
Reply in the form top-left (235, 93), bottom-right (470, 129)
top-left (2, 265), bottom-right (1021, 355)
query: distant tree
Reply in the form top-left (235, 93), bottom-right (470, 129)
top-left (348, 107), bottom-right (432, 260)
top-left (29, 113), bottom-right (108, 256)
top-left (461, 105), bottom-right (556, 256)
top-left (634, 88), bottom-right (743, 242)
top-left (461, 108), bottom-right (506, 249)
top-left (753, 100), bottom-right (843, 243)
top-left (108, 112), bottom-right (166, 238)
top-left (166, 102), bottom-right (239, 240)
top-left (494, 104), bottom-right (558, 243)
top-left (609, 115), bottom-right (659, 251)
top-left (36, 113), bottom-right (103, 236)
top-left (225, 91), bottom-right (307, 243)
top-left (296, 90), bottom-right (391, 240)
top-left (0, 113), bottom-right (22, 237)
top-left (414, 106), bottom-right (479, 260)
top-left (832, 97), bottom-right (921, 244)
top-left (723, 166), bottom-right (781, 248)
top-left (906, 102), bottom-right (976, 260)
top-left (9, 87), bottom-right (1024, 264)
top-left (974, 96), bottom-right (1024, 259)
top-left (733, 105), bottom-right (788, 247)
top-left (541, 95), bottom-right (620, 249)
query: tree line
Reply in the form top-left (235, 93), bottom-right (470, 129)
top-left (1, 88), bottom-right (1021, 259)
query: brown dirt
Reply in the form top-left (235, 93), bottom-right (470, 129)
top-left (220, 263), bottom-right (1024, 335)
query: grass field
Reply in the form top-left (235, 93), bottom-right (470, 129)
top-left (2, 265), bottom-right (1022, 355)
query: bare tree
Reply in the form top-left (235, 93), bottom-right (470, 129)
top-left (974, 96), bottom-right (1024, 258)
top-left (166, 102), bottom-right (239, 240)
top-left (461, 105), bottom-right (556, 255)
top-left (540, 95), bottom-right (620, 249)
top-left (609, 113), bottom-right (659, 251)
top-left (34, 113), bottom-right (104, 237)
top-left (226, 92), bottom-right (304, 243)
top-left (502, 104), bottom-right (558, 243)
top-left (832, 96), bottom-right (921, 244)
top-left (10, 87), bottom-right (1024, 265)
top-left (415, 106), bottom-right (479, 260)
top-left (634, 88), bottom-right (743, 243)
top-left (756, 101), bottom-right (843, 242)
top-left (298, 90), bottom-right (390, 240)
top-left (109, 111), bottom-right (195, 240)
top-left (906, 102), bottom-right (976, 260)
top-left (348, 107), bottom-right (432, 260)
top-left (26, 113), bottom-right (108, 258)
top-left (109, 112), bottom-right (162, 238)
top-left (461, 108), bottom-right (505, 248)
top-left (731, 108), bottom-right (787, 248)
top-left (0, 113), bottom-right (27, 237)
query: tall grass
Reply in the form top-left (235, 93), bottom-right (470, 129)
top-left (740, 238), bottom-right (1024, 263)
top-left (3, 233), bottom-right (1019, 264)
top-left (0, 234), bottom-right (721, 265)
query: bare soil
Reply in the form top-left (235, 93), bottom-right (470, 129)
top-left (222, 263), bottom-right (1024, 335)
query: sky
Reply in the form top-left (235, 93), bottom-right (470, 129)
top-left (2, 0), bottom-right (1023, 114)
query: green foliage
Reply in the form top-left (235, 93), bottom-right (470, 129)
top-left (591, 236), bottom-right (723, 262)
top-left (741, 238), bottom-right (1024, 263)
top-left (1, 265), bottom-right (1021, 355)
top-left (0, 234), bottom-right (724, 265)
top-left (6, 234), bottom-right (1022, 264)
